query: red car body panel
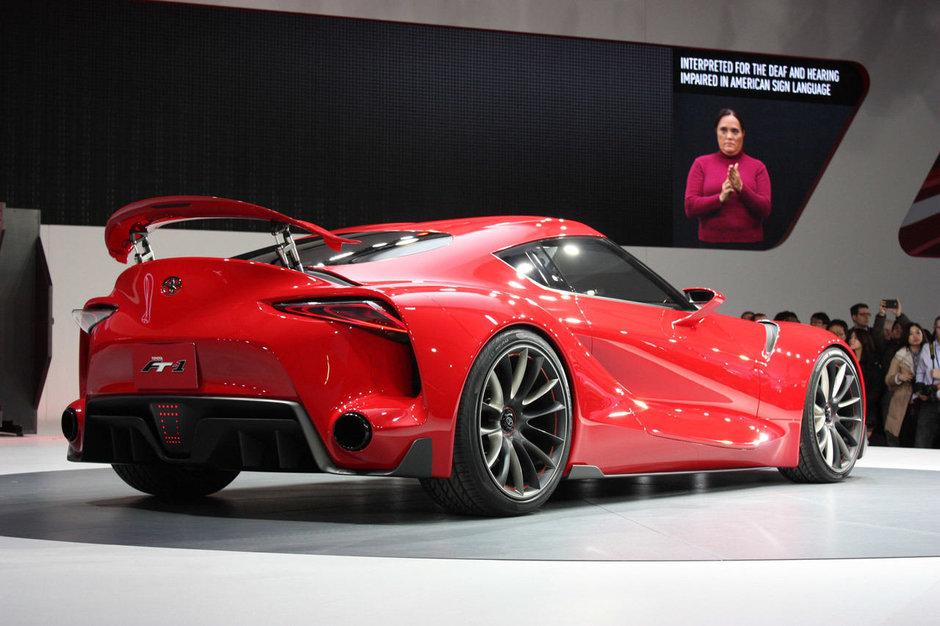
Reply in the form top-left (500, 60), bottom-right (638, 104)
top-left (66, 197), bottom-right (865, 485)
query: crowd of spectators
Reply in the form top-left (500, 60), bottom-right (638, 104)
top-left (739, 299), bottom-right (940, 448)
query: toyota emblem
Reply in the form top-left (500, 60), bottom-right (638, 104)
top-left (161, 276), bottom-right (182, 295)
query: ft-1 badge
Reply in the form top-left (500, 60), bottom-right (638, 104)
top-left (141, 358), bottom-right (187, 373)
top-left (132, 344), bottom-right (198, 390)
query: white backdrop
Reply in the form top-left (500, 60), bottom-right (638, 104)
top-left (37, 0), bottom-right (940, 433)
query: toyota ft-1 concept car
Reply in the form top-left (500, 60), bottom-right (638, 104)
top-left (64, 196), bottom-right (866, 515)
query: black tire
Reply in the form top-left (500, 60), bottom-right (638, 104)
top-left (111, 463), bottom-right (239, 499)
top-left (779, 347), bottom-right (865, 483)
top-left (421, 329), bottom-right (572, 516)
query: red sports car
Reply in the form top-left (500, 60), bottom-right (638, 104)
top-left (64, 196), bottom-right (866, 515)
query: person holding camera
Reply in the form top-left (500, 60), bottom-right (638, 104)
top-left (914, 316), bottom-right (940, 448)
top-left (884, 323), bottom-right (927, 446)
top-left (850, 299), bottom-right (910, 355)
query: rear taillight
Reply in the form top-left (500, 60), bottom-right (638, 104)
top-left (72, 306), bottom-right (117, 333)
top-left (274, 300), bottom-right (408, 339)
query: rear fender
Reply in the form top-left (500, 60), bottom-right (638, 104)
top-left (384, 285), bottom-right (612, 477)
top-left (384, 288), bottom-right (544, 476)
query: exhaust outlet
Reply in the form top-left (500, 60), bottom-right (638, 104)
top-left (333, 412), bottom-right (372, 451)
top-left (61, 407), bottom-right (79, 442)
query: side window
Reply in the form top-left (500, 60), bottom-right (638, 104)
top-left (497, 246), bottom-right (569, 290)
top-left (541, 238), bottom-right (679, 305)
top-left (498, 249), bottom-right (547, 286)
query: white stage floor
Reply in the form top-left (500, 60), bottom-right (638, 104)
top-left (2, 436), bottom-right (939, 624)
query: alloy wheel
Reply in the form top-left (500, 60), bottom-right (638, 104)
top-left (477, 344), bottom-right (569, 500)
top-left (812, 352), bottom-right (864, 473)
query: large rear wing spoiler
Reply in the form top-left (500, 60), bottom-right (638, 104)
top-left (104, 196), bottom-right (359, 270)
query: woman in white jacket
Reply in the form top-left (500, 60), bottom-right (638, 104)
top-left (884, 323), bottom-right (926, 446)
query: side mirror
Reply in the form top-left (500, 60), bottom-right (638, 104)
top-left (684, 288), bottom-right (717, 308)
top-left (674, 287), bottom-right (725, 328)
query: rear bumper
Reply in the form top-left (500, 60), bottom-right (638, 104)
top-left (70, 395), bottom-right (433, 478)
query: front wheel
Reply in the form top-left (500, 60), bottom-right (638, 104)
top-left (779, 347), bottom-right (865, 483)
top-left (421, 329), bottom-right (572, 516)
top-left (112, 463), bottom-right (240, 499)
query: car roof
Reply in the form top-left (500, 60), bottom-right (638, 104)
top-left (335, 215), bottom-right (604, 249)
top-left (322, 216), bottom-right (607, 286)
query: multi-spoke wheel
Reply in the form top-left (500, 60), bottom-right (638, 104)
top-left (779, 347), bottom-right (865, 483)
top-left (421, 329), bottom-right (572, 515)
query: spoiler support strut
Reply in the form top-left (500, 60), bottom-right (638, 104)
top-left (272, 222), bottom-right (303, 272)
top-left (132, 232), bottom-right (155, 264)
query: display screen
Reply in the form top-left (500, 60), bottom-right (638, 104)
top-left (0, 0), bottom-right (866, 249)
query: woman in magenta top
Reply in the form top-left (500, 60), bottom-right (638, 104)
top-left (684, 109), bottom-right (772, 243)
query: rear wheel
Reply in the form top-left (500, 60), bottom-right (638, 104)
top-left (421, 329), bottom-right (572, 516)
top-left (779, 347), bottom-right (864, 483)
top-left (112, 463), bottom-right (239, 499)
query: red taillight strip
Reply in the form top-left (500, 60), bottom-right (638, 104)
top-left (275, 300), bottom-right (408, 335)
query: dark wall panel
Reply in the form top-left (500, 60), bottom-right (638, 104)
top-left (1, 0), bottom-right (672, 244)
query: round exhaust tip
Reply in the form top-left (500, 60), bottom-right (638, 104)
top-left (333, 412), bottom-right (372, 451)
top-left (61, 407), bottom-right (79, 442)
